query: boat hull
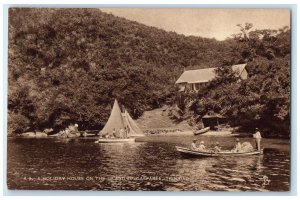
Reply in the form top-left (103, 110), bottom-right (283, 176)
top-left (176, 146), bottom-right (262, 157)
top-left (95, 138), bottom-right (135, 143)
top-left (193, 127), bottom-right (210, 135)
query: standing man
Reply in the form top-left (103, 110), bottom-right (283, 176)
top-left (74, 124), bottom-right (80, 137)
top-left (253, 128), bottom-right (262, 151)
top-left (124, 126), bottom-right (129, 138)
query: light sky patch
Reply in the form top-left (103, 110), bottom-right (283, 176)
top-left (101, 8), bottom-right (290, 40)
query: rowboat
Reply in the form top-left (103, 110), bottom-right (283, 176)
top-left (176, 146), bottom-right (262, 157)
top-left (95, 138), bottom-right (135, 143)
top-left (193, 127), bottom-right (210, 135)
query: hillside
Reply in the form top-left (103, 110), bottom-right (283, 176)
top-left (8, 8), bottom-right (238, 134)
top-left (8, 9), bottom-right (290, 137)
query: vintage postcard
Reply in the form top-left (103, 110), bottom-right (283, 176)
top-left (6, 7), bottom-right (291, 192)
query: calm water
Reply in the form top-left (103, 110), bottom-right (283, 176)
top-left (7, 135), bottom-right (290, 191)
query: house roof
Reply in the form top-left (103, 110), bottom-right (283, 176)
top-left (232, 63), bottom-right (247, 74)
top-left (175, 64), bottom-right (247, 84)
top-left (202, 114), bottom-right (226, 119)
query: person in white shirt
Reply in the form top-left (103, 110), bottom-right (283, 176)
top-left (198, 141), bottom-right (206, 151)
top-left (253, 128), bottom-right (262, 151)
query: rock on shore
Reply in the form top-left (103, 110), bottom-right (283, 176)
top-left (20, 132), bottom-right (48, 138)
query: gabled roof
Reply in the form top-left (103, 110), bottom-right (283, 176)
top-left (232, 64), bottom-right (247, 74)
top-left (175, 64), bottom-right (247, 84)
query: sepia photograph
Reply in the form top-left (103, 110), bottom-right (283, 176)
top-left (6, 7), bottom-right (291, 192)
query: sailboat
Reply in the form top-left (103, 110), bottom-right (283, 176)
top-left (95, 99), bottom-right (144, 143)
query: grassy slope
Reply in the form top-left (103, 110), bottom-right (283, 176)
top-left (136, 107), bottom-right (193, 131)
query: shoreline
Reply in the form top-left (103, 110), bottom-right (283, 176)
top-left (9, 129), bottom-right (290, 139)
top-left (144, 130), bottom-right (241, 137)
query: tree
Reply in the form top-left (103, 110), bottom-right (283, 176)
top-left (187, 24), bottom-right (290, 137)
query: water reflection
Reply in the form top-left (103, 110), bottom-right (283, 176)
top-left (7, 137), bottom-right (290, 191)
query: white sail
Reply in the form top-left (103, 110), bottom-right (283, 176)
top-left (100, 99), bottom-right (124, 136)
top-left (100, 99), bottom-right (144, 138)
top-left (124, 110), bottom-right (144, 137)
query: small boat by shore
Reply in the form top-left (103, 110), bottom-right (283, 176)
top-left (95, 99), bottom-right (144, 143)
top-left (95, 138), bottom-right (135, 143)
top-left (193, 127), bottom-right (210, 135)
top-left (176, 146), bottom-right (262, 157)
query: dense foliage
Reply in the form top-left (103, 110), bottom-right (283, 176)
top-left (8, 8), bottom-right (238, 134)
top-left (8, 9), bottom-right (290, 137)
top-left (190, 23), bottom-right (291, 137)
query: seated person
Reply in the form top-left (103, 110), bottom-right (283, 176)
top-left (198, 141), bottom-right (206, 151)
top-left (119, 128), bottom-right (125, 138)
top-left (191, 139), bottom-right (198, 150)
top-left (231, 138), bottom-right (242, 152)
top-left (214, 142), bottom-right (222, 152)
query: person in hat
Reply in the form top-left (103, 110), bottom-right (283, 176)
top-left (198, 141), bottom-right (206, 151)
top-left (214, 142), bottom-right (222, 152)
top-left (191, 139), bottom-right (198, 150)
top-left (253, 128), bottom-right (262, 151)
top-left (231, 138), bottom-right (242, 152)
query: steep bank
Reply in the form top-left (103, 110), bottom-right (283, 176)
top-left (136, 106), bottom-right (193, 131)
top-left (8, 8), bottom-right (234, 134)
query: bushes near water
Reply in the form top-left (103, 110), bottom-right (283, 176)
top-left (7, 9), bottom-right (290, 138)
